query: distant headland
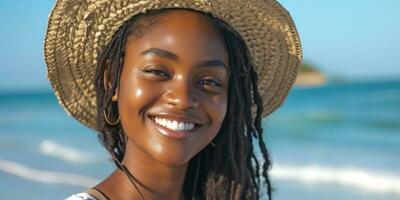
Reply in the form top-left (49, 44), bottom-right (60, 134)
top-left (294, 62), bottom-right (326, 87)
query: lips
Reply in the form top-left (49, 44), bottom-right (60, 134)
top-left (147, 114), bottom-right (202, 139)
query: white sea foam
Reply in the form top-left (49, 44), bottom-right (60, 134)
top-left (39, 140), bottom-right (97, 164)
top-left (271, 163), bottom-right (400, 195)
top-left (0, 159), bottom-right (98, 187)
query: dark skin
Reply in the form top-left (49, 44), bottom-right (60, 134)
top-left (96, 10), bottom-right (229, 200)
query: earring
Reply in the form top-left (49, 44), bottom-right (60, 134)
top-left (103, 110), bottom-right (120, 125)
top-left (210, 141), bottom-right (216, 147)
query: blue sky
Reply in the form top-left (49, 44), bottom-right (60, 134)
top-left (0, 0), bottom-right (399, 91)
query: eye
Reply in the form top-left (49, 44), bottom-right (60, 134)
top-left (196, 78), bottom-right (222, 87)
top-left (143, 68), bottom-right (171, 78)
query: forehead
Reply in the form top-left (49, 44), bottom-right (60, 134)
top-left (125, 9), bottom-right (228, 64)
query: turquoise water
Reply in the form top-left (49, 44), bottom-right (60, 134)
top-left (1, 80), bottom-right (399, 200)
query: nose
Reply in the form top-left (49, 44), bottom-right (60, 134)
top-left (163, 79), bottom-right (199, 110)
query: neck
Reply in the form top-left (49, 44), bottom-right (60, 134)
top-left (96, 140), bottom-right (189, 200)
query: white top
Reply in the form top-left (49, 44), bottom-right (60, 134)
top-left (65, 193), bottom-right (98, 200)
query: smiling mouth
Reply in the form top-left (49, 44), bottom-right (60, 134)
top-left (148, 115), bottom-right (201, 139)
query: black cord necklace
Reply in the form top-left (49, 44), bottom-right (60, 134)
top-left (115, 160), bottom-right (146, 200)
top-left (107, 143), bottom-right (201, 200)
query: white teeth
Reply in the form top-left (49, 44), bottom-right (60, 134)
top-left (153, 117), bottom-right (196, 131)
top-left (178, 122), bottom-right (184, 130)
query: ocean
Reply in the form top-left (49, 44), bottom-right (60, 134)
top-left (1, 80), bottom-right (399, 200)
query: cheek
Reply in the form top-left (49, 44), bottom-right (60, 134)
top-left (120, 76), bottom-right (159, 115)
top-left (134, 88), bottom-right (143, 97)
top-left (119, 81), bottom-right (143, 119)
top-left (118, 77), bottom-right (160, 135)
top-left (207, 93), bottom-right (228, 128)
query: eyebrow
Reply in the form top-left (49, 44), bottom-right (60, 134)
top-left (196, 60), bottom-right (227, 70)
top-left (141, 48), bottom-right (178, 61)
top-left (141, 47), bottom-right (227, 70)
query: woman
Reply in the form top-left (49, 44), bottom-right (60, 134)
top-left (44, 0), bottom-right (301, 199)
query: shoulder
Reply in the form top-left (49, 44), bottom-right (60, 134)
top-left (65, 192), bottom-right (98, 200)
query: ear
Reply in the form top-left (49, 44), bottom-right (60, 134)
top-left (103, 63), bottom-right (119, 102)
top-left (111, 87), bottom-right (118, 101)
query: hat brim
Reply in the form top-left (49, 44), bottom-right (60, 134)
top-left (44, 0), bottom-right (302, 130)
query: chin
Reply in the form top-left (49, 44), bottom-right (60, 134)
top-left (147, 142), bottom-right (201, 166)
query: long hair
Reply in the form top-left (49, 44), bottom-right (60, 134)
top-left (95, 9), bottom-right (273, 200)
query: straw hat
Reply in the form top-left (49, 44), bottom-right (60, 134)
top-left (44, 0), bottom-right (302, 130)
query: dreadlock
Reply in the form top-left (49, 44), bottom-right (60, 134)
top-left (95, 8), bottom-right (273, 200)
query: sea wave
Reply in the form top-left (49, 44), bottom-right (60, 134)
top-left (271, 163), bottom-right (400, 195)
top-left (39, 140), bottom-right (99, 164)
top-left (0, 159), bottom-right (98, 187)
top-left (365, 89), bottom-right (400, 103)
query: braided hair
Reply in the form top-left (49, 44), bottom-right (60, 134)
top-left (95, 8), bottom-right (273, 200)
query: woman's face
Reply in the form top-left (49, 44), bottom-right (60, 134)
top-left (114, 10), bottom-right (229, 166)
